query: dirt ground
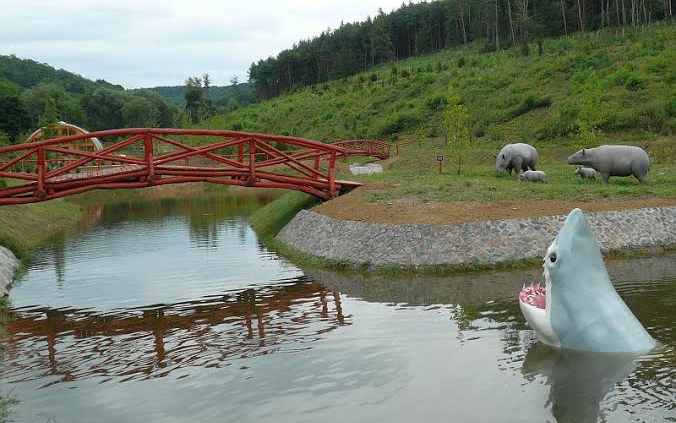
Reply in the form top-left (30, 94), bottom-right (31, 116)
top-left (313, 184), bottom-right (676, 225)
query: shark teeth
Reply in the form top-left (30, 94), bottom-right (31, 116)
top-left (519, 283), bottom-right (547, 310)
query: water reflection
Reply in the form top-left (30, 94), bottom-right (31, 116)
top-left (310, 257), bottom-right (676, 421)
top-left (2, 279), bottom-right (348, 387)
top-left (522, 343), bottom-right (639, 423)
top-left (1, 194), bottom-right (674, 423)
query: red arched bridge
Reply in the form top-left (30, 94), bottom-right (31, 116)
top-left (0, 129), bottom-right (390, 205)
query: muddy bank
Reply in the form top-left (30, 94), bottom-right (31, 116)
top-left (277, 206), bottom-right (676, 269)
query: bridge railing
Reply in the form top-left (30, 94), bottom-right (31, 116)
top-left (333, 139), bottom-right (390, 160)
top-left (0, 129), bottom-right (351, 204)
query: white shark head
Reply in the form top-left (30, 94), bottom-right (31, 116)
top-left (519, 208), bottom-right (656, 353)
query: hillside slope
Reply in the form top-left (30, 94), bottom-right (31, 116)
top-left (0, 54), bottom-right (123, 95)
top-left (204, 25), bottom-right (674, 145)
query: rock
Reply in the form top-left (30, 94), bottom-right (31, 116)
top-left (349, 163), bottom-right (383, 175)
top-left (0, 246), bottom-right (20, 296)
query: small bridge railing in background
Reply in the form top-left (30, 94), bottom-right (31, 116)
top-left (333, 139), bottom-right (390, 160)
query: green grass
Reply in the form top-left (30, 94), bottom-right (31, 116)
top-left (344, 137), bottom-right (675, 204)
top-left (0, 198), bottom-right (82, 262)
top-left (248, 191), bottom-right (353, 269)
top-left (249, 191), bottom-right (319, 241)
top-left (200, 25), bottom-right (674, 145)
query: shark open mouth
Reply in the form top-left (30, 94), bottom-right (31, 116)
top-left (519, 284), bottom-right (546, 310)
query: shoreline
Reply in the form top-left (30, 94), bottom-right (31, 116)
top-left (277, 206), bottom-right (676, 270)
top-left (0, 184), bottom-right (279, 297)
top-left (0, 246), bottom-right (20, 297)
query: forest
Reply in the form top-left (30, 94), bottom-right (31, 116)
top-left (248, 0), bottom-right (673, 99)
top-left (0, 55), bottom-right (183, 144)
top-left (0, 56), bottom-right (252, 144)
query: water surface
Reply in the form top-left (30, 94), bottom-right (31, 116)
top-left (1, 195), bottom-right (674, 423)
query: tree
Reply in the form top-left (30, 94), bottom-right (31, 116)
top-left (443, 94), bottom-right (470, 175)
top-left (202, 73), bottom-right (211, 102)
top-left (38, 97), bottom-right (59, 138)
top-left (229, 75), bottom-right (241, 102)
top-left (370, 9), bottom-right (395, 66)
top-left (79, 88), bottom-right (125, 130)
top-left (0, 94), bottom-right (31, 142)
top-left (132, 90), bottom-right (177, 127)
top-left (20, 83), bottom-right (83, 124)
top-left (226, 97), bottom-right (241, 112)
top-left (122, 97), bottom-right (160, 127)
top-left (184, 76), bottom-right (205, 123)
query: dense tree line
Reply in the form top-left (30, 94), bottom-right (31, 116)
top-left (182, 74), bottom-right (256, 123)
top-left (248, 0), bottom-right (672, 99)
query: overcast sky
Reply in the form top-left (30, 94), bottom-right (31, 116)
top-left (1, 0), bottom-right (410, 89)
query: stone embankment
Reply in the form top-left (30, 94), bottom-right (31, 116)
top-left (0, 246), bottom-right (20, 296)
top-left (277, 206), bottom-right (676, 268)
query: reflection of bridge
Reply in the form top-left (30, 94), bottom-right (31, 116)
top-left (0, 129), bottom-right (390, 204)
top-left (2, 281), bottom-right (348, 386)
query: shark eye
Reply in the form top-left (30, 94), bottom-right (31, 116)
top-left (549, 252), bottom-right (557, 263)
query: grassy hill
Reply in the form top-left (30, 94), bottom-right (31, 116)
top-left (0, 54), bottom-right (123, 96)
top-left (202, 25), bottom-right (674, 146)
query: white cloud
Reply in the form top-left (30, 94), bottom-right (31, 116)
top-left (0, 0), bottom-right (408, 88)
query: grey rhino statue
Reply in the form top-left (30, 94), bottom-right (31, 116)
top-left (517, 170), bottom-right (547, 183)
top-left (568, 145), bottom-right (651, 184)
top-left (494, 143), bottom-right (538, 178)
top-left (574, 167), bottom-right (597, 180)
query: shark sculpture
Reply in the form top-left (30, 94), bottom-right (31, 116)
top-left (519, 208), bottom-right (656, 353)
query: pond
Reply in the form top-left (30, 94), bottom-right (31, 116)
top-left (1, 195), bottom-right (674, 423)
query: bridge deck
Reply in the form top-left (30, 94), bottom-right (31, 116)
top-left (44, 164), bottom-right (362, 191)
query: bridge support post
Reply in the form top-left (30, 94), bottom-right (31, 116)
top-left (328, 151), bottom-right (337, 197)
top-left (313, 155), bottom-right (320, 180)
top-left (36, 146), bottom-right (46, 197)
top-left (247, 139), bottom-right (256, 185)
top-left (144, 132), bottom-right (155, 183)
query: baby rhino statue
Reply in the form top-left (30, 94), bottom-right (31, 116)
top-left (494, 143), bottom-right (538, 178)
top-left (574, 167), bottom-right (596, 180)
top-left (518, 170), bottom-right (547, 183)
top-left (568, 145), bottom-right (650, 184)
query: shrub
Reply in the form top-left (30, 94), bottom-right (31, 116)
top-left (391, 66), bottom-right (398, 76)
top-left (457, 56), bottom-right (466, 68)
top-left (505, 94), bottom-right (552, 120)
top-left (401, 69), bottom-right (410, 78)
top-left (380, 112), bottom-right (422, 135)
top-left (426, 93), bottom-right (449, 110)
top-left (625, 74), bottom-right (647, 91)
top-left (478, 41), bottom-right (496, 54)
top-left (369, 73), bottom-right (378, 82)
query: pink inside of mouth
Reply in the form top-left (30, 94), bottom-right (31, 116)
top-left (519, 284), bottom-right (546, 310)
